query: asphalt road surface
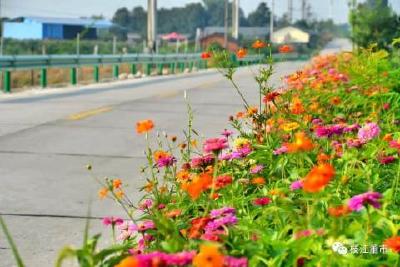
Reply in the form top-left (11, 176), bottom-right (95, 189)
top-left (0, 39), bottom-right (350, 266)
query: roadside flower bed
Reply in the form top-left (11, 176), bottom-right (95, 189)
top-left (54, 43), bottom-right (400, 266)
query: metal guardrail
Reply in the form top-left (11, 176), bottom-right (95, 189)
top-left (0, 52), bottom-right (307, 93)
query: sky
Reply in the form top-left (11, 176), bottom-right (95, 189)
top-left (3, 0), bottom-right (400, 24)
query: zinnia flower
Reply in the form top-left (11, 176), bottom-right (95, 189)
top-left (252, 40), bottom-right (267, 49)
top-left (129, 220), bottom-right (156, 232)
top-left (328, 205), bottom-right (350, 217)
top-left (384, 236), bottom-right (400, 253)
top-left (287, 132), bottom-right (314, 153)
top-left (250, 165), bottom-right (264, 174)
top-left (348, 192), bottom-right (382, 211)
top-left (115, 256), bottom-right (139, 267)
top-left (236, 48), bottom-right (248, 58)
top-left (136, 119), bottom-right (154, 134)
top-left (279, 44), bottom-right (294, 53)
top-left (203, 138), bottom-right (228, 154)
top-left (102, 216), bottom-right (124, 226)
top-left (224, 256), bottom-right (248, 267)
top-left (357, 123), bottom-right (380, 142)
top-left (303, 163), bottom-right (335, 193)
top-left (201, 52), bottom-right (212, 59)
top-left (193, 244), bottom-right (224, 267)
top-left (253, 197), bottom-right (271, 206)
top-left (290, 180), bottom-right (303, 191)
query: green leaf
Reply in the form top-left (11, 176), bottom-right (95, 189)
top-left (0, 216), bottom-right (25, 267)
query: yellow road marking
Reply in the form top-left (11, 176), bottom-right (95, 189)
top-left (67, 106), bottom-right (112, 121)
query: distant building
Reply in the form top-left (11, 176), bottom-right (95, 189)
top-left (202, 26), bottom-right (269, 40)
top-left (127, 33), bottom-right (142, 44)
top-left (272, 26), bottom-right (310, 44)
top-left (3, 17), bottom-right (113, 40)
top-left (200, 33), bottom-right (239, 52)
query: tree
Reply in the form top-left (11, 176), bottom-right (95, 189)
top-left (350, 0), bottom-right (399, 48)
top-left (247, 2), bottom-right (270, 27)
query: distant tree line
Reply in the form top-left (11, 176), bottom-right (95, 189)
top-left (350, 0), bottom-right (400, 49)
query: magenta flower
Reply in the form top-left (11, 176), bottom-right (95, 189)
top-left (224, 256), bottom-right (248, 267)
top-left (191, 154), bottom-right (215, 168)
top-left (210, 207), bottom-right (236, 218)
top-left (139, 199), bottom-right (153, 210)
top-left (102, 216), bottom-right (124, 226)
top-left (221, 129), bottom-right (234, 138)
top-left (253, 197), bottom-right (271, 206)
top-left (357, 123), bottom-right (380, 142)
top-left (290, 180), bottom-right (303, 191)
top-left (378, 155), bottom-right (396, 165)
top-left (389, 140), bottom-right (400, 150)
top-left (348, 192), bottom-right (382, 211)
top-left (250, 165), bottom-right (264, 174)
top-left (156, 155), bottom-right (176, 168)
top-left (203, 137), bottom-right (229, 153)
top-left (128, 250), bottom-right (196, 266)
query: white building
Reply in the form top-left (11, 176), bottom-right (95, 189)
top-left (272, 26), bottom-right (310, 44)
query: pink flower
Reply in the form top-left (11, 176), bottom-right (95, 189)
top-left (221, 129), bottom-right (234, 138)
top-left (250, 165), bottom-right (264, 174)
top-left (139, 199), bottom-right (153, 210)
top-left (378, 154), bottom-right (396, 165)
top-left (290, 180), bottom-right (303, 191)
top-left (191, 154), bottom-right (215, 168)
top-left (102, 216), bottom-right (124, 226)
top-left (156, 155), bottom-right (176, 168)
top-left (253, 197), bottom-right (271, 206)
top-left (383, 103), bottom-right (390, 110)
top-left (348, 192), bottom-right (382, 211)
top-left (357, 123), bottom-right (380, 142)
top-left (203, 137), bottom-right (229, 154)
top-left (390, 140), bottom-right (400, 150)
top-left (273, 145), bottom-right (288, 155)
top-left (129, 220), bottom-right (156, 232)
top-left (224, 256), bottom-right (248, 267)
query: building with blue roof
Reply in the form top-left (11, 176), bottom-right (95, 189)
top-left (3, 17), bottom-right (113, 40)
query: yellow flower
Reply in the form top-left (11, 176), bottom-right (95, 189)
top-left (234, 138), bottom-right (250, 149)
top-left (281, 122), bottom-right (300, 132)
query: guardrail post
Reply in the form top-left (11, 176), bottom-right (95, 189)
top-left (3, 71), bottom-right (11, 93)
top-left (70, 67), bottom-right (77, 85)
top-left (113, 65), bottom-right (119, 79)
top-left (179, 62), bottom-right (185, 73)
top-left (157, 64), bottom-right (163, 75)
top-left (131, 64), bottom-right (137, 75)
top-left (170, 63), bottom-right (175, 74)
top-left (146, 64), bottom-right (152, 76)
top-left (94, 66), bottom-right (100, 83)
top-left (40, 68), bottom-right (47, 88)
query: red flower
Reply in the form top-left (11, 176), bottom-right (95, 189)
top-left (253, 197), bottom-right (271, 206)
top-left (279, 45), bottom-right (294, 53)
top-left (201, 52), bottom-right (212, 59)
top-left (236, 48), bottom-right (248, 58)
top-left (384, 236), bottom-right (400, 253)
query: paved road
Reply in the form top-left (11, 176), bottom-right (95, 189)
top-left (0, 40), bottom-right (349, 266)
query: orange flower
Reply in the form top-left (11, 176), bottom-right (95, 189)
top-left (383, 134), bottom-right (393, 142)
top-left (236, 111), bottom-right (245, 119)
top-left (136, 119), bottom-right (154, 134)
top-left (166, 209), bottom-right (182, 218)
top-left (153, 150), bottom-right (170, 161)
top-left (251, 177), bottom-right (266, 185)
top-left (303, 163), bottom-right (335, 193)
top-left (177, 170), bottom-right (191, 182)
top-left (188, 217), bottom-right (211, 239)
top-left (98, 187), bottom-right (108, 199)
top-left (181, 173), bottom-right (213, 200)
top-left (252, 40), bottom-right (267, 49)
top-left (236, 48), bottom-right (248, 58)
top-left (201, 52), bottom-right (212, 59)
top-left (193, 244), bottom-right (224, 267)
top-left (317, 153), bottom-right (330, 163)
top-left (115, 190), bottom-right (124, 199)
top-left (290, 97), bottom-right (305, 115)
top-left (113, 179), bottom-right (122, 189)
top-left (384, 236), bottom-right (400, 253)
top-left (279, 44), bottom-right (294, 53)
top-left (287, 132), bottom-right (314, 153)
top-left (115, 256), bottom-right (139, 267)
top-left (144, 181), bottom-right (154, 192)
top-left (328, 205), bottom-right (350, 217)
top-left (330, 96), bottom-right (341, 105)
top-left (247, 106), bottom-right (258, 116)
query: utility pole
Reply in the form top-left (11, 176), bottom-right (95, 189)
top-left (76, 33), bottom-right (80, 56)
top-left (270, 0), bottom-right (274, 43)
top-left (301, 0), bottom-right (307, 21)
top-left (329, 0), bottom-right (334, 21)
top-left (232, 0), bottom-right (239, 40)
top-left (288, 0), bottom-right (293, 24)
top-left (224, 0), bottom-right (228, 49)
top-left (147, 0), bottom-right (157, 53)
top-left (0, 0), bottom-right (3, 55)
